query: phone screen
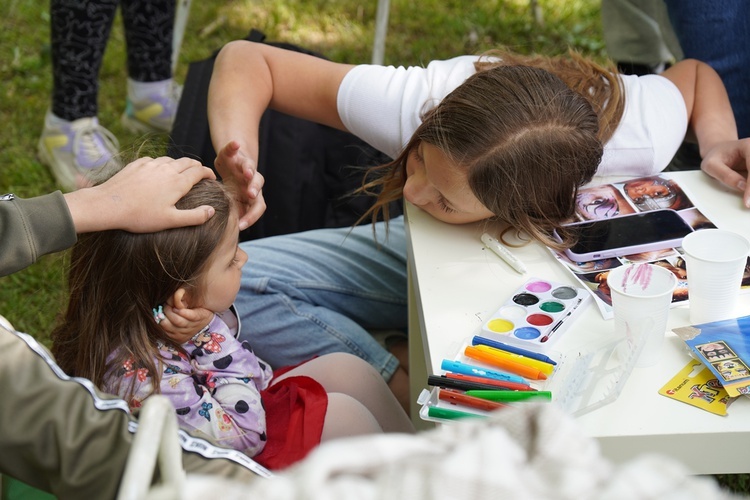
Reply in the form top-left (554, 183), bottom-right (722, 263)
top-left (564, 209), bottom-right (693, 260)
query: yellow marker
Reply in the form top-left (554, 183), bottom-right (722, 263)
top-left (474, 344), bottom-right (555, 375)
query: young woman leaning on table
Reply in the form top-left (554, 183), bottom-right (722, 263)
top-left (206, 41), bottom-right (750, 410)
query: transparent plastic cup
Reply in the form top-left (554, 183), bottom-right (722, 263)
top-left (607, 263), bottom-right (677, 367)
top-left (682, 229), bottom-right (750, 325)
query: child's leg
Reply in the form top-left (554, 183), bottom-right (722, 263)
top-left (274, 353), bottom-right (415, 434)
top-left (320, 393), bottom-right (382, 440)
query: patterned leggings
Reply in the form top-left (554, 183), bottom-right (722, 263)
top-left (50, 0), bottom-right (176, 120)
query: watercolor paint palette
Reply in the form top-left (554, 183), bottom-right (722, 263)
top-left (480, 278), bottom-right (591, 352)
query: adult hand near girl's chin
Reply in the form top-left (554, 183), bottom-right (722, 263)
top-left (159, 304), bottom-right (214, 345)
top-left (700, 138), bottom-right (750, 208)
top-left (214, 140), bottom-right (267, 230)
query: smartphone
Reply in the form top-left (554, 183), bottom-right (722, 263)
top-left (559, 209), bottom-right (694, 261)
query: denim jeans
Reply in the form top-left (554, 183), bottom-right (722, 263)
top-left (664, 0), bottom-right (750, 139)
top-left (235, 216), bottom-right (408, 381)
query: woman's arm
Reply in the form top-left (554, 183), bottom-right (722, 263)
top-left (661, 59), bottom-right (750, 207)
top-left (65, 156), bottom-right (216, 233)
top-left (207, 41), bottom-right (354, 229)
top-left (0, 157), bottom-right (215, 277)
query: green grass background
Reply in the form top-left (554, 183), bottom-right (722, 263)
top-left (0, 0), bottom-right (746, 493)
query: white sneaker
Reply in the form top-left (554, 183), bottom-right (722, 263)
top-left (121, 79), bottom-right (183, 133)
top-left (38, 112), bottom-right (121, 191)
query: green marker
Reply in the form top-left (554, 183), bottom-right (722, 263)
top-left (428, 406), bottom-right (485, 420)
top-left (465, 390), bottom-right (552, 402)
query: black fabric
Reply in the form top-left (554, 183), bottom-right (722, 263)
top-left (167, 29), bottom-right (401, 241)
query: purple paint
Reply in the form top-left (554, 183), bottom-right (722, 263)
top-left (526, 281), bottom-right (552, 293)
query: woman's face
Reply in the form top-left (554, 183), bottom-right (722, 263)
top-left (403, 142), bottom-right (493, 224)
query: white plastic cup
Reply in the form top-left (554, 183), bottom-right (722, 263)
top-left (607, 263), bottom-right (677, 367)
top-left (681, 229), bottom-right (750, 325)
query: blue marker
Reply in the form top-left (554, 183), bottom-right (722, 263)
top-left (441, 359), bottom-right (526, 384)
top-left (471, 335), bottom-right (558, 366)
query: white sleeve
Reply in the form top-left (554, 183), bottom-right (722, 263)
top-left (599, 74), bottom-right (688, 177)
top-left (337, 56), bottom-right (480, 159)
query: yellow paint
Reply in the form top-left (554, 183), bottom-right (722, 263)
top-left (487, 318), bottom-right (513, 333)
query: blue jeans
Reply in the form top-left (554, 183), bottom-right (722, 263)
top-left (234, 216), bottom-right (408, 381)
top-left (664, 0), bottom-right (750, 139)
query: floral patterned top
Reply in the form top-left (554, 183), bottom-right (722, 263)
top-left (104, 310), bottom-right (274, 456)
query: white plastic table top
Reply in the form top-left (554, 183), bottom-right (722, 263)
top-left (405, 169), bottom-right (750, 474)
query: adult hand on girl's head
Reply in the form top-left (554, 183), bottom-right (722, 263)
top-left (159, 304), bottom-right (214, 345)
top-left (214, 140), bottom-right (267, 230)
top-left (700, 138), bottom-right (750, 208)
top-left (66, 156), bottom-right (217, 233)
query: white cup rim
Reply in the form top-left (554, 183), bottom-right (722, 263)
top-left (682, 229), bottom-right (750, 263)
top-left (607, 263), bottom-right (678, 299)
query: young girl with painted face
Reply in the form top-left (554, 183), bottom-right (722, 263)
top-left (206, 42), bottom-right (750, 408)
top-left (51, 178), bottom-right (413, 470)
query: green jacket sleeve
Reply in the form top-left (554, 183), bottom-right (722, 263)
top-left (0, 325), bottom-right (266, 499)
top-left (0, 192), bottom-right (77, 277)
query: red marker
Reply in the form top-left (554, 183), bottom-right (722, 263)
top-left (444, 372), bottom-right (535, 392)
top-left (438, 388), bottom-right (508, 412)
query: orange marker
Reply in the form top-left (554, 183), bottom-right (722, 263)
top-left (464, 345), bottom-right (548, 380)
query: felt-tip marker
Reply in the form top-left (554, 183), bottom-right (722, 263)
top-left (471, 335), bottom-right (557, 366)
top-left (473, 344), bottom-right (555, 375)
top-left (466, 389), bottom-right (552, 403)
top-left (444, 373), bottom-right (534, 392)
top-left (428, 374), bottom-right (512, 393)
top-left (464, 346), bottom-right (548, 380)
top-left (427, 406), bottom-right (485, 421)
top-left (439, 388), bottom-right (508, 411)
top-left (441, 359), bottom-right (526, 384)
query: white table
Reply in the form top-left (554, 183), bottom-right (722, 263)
top-left (405, 169), bottom-right (750, 474)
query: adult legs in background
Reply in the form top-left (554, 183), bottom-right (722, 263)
top-left (664, 0), bottom-right (750, 139)
top-left (119, 0), bottom-right (181, 134)
top-left (41, 0), bottom-right (180, 191)
top-left (236, 217), bottom-right (410, 409)
top-left (276, 353), bottom-right (415, 438)
top-left (600, 0), bottom-right (681, 76)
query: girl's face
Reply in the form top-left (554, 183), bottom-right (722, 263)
top-left (403, 142), bottom-right (493, 224)
top-left (197, 212), bottom-right (248, 313)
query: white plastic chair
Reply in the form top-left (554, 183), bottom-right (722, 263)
top-left (117, 396), bottom-right (186, 500)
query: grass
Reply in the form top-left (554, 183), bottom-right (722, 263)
top-left (0, 0), bottom-right (747, 494)
top-left (0, 0), bottom-right (605, 345)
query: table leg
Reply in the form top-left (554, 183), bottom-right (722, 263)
top-left (408, 264), bottom-right (436, 431)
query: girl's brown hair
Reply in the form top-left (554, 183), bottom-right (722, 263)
top-left (51, 179), bottom-right (233, 401)
top-left (360, 50), bottom-right (625, 250)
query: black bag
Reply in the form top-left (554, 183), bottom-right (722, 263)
top-left (167, 29), bottom-right (401, 241)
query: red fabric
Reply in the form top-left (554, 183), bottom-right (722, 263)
top-left (254, 374), bottom-right (328, 470)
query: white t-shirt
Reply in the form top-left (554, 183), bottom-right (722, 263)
top-left (337, 55), bottom-right (688, 177)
